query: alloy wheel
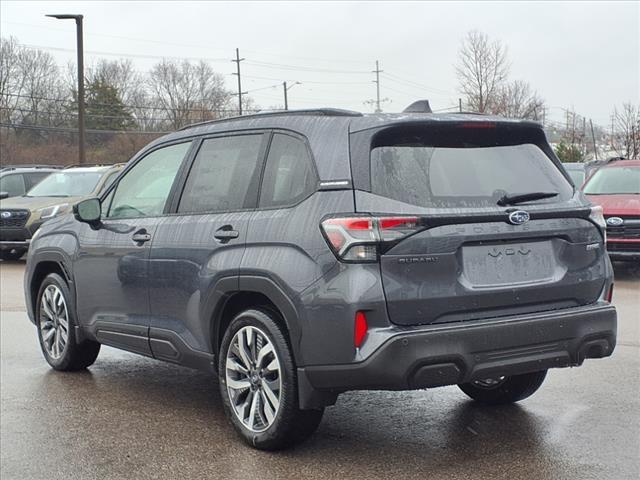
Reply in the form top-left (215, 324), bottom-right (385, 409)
top-left (39, 285), bottom-right (69, 360)
top-left (225, 325), bottom-right (282, 432)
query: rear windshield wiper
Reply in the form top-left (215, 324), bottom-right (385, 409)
top-left (497, 191), bottom-right (558, 206)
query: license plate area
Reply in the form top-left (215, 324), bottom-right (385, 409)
top-left (461, 240), bottom-right (559, 289)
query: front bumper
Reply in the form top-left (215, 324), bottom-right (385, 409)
top-left (299, 303), bottom-right (616, 406)
top-left (0, 221), bottom-right (44, 250)
top-left (0, 240), bottom-right (30, 250)
top-left (607, 240), bottom-right (640, 261)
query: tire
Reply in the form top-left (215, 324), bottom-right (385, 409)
top-left (0, 248), bottom-right (26, 261)
top-left (458, 370), bottom-right (547, 405)
top-left (218, 308), bottom-right (324, 450)
top-left (36, 273), bottom-right (100, 371)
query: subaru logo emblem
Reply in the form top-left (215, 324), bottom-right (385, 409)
top-left (508, 210), bottom-right (530, 225)
top-left (0, 211), bottom-right (11, 219)
top-left (606, 217), bottom-right (623, 226)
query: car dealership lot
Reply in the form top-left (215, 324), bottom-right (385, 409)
top-left (1, 260), bottom-right (638, 480)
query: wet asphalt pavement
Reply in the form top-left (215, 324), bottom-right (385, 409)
top-left (1, 260), bottom-right (638, 480)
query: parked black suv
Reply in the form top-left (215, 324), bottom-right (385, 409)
top-left (24, 106), bottom-right (617, 450)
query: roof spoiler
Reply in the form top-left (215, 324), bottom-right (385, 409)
top-left (403, 100), bottom-right (432, 114)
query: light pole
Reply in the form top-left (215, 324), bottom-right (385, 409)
top-left (46, 14), bottom-right (85, 164)
top-left (283, 81), bottom-right (301, 110)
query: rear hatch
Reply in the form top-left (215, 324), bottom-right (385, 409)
top-left (350, 120), bottom-right (607, 326)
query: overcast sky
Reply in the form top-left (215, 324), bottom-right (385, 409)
top-left (1, 1), bottom-right (638, 128)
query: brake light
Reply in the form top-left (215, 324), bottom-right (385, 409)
top-left (354, 311), bottom-right (368, 348)
top-left (459, 121), bottom-right (496, 129)
top-left (321, 215), bottom-right (420, 262)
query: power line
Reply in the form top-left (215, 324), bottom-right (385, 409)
top-left (4, 21), bottom-right (371, 65)
top-left (244, 60), bottom-right (370, 75)
top-left (1, 92), bottom-right (244, 113)
top-left (0, 122), bottom-right (170, 135)
top-left (17, 43), bottom-right (229, 63)
top-left (381, 72), bottom-right (453, 96)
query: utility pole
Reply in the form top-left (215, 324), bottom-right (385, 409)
top-left (282, 81), bottom-right (301, 111)
top-left (47, 14), bottom-right (84, 164)
top-left (373, 60), bottom-right (382, 113)
top-left (365, 61), bottom-right (389, 113)
top-left (459, 98), bottom-right (462, 113)
top-left (232, 48), bottom-right (246, 115)
top-left (610, 114), bottom-right (615, 149)
top-left (590, 119), bottom-right (598, 161)
top-left (283, 82), bottom-right (288, 111)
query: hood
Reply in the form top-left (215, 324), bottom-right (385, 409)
top-left (585, 194), bottom-right (640, 217)
top-left (0, 195), bottom-right (84, 211)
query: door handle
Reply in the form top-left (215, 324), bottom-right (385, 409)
top-left (214, 226), bottom-right (239, 241)
top-left (132, 231), bottom-right (152, 243)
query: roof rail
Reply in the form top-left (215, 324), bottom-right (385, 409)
top-left (179, 108), bottom-right (363, 131)
top-left (62, 163), bottom-right (121, 169)
top-left (0, 164), bottom-right (62, 172)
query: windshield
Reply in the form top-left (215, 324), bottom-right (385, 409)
top-left (371, 143), bottom-right (573, 208)
top-left (26, 171), bottom-right (104, 197)
top-left (583, 166), bottom-right (640, 195)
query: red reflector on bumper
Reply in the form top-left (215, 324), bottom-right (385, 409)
top-left (354, 311), bottom-right (368, 348)
top-left (606, 284), bottom-right (614, 303)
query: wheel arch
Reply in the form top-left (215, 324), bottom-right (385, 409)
top-left (27, 251), bottom-right (74, 324)
top-left (205, 276), bottom-right (303, 366)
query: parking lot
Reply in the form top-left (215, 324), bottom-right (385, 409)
top-left (0, 259), bottom-right (638, 480)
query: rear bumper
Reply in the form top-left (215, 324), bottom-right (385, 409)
top-left (298, 303), bottom-right (616, 406)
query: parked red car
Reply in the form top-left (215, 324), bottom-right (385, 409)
top-left (583, 159), bottom-right (640, 261)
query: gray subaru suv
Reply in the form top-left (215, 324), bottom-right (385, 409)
top-left (24, 105), bottom-right (617, 450)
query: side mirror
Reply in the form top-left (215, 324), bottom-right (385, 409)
top-left (73, 197), bottom-right (101, 225)
top-left (0, 192), bottom-right (9, 200)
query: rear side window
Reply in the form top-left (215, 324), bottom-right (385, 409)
top-left (259, 134), bottom-right (316, 208)
top-left (178, 134), bottom-right (264, 213)
top-left (370, 126), bottom-right (572, 208)
top-left (0, 174), bottom-right (25, 197)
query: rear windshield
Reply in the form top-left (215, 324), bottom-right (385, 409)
top-left (369, 127), bottom-right (572, 208)
top-left (583, 166), bottom-right (640, 195)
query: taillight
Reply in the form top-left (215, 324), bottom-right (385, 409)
top-left (589, 205), bottom-right (607, 242)
top-left (321, 215), bottom-right (420, 262)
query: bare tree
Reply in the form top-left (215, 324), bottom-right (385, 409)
top-left (88, 59), bottom-right (144, 106)
top-left (0, 37), bottom-right (24, 123)
top-left (17, 46), bottom-right (66, 128)
top-left (148, 59), bottom-right (232, 129)
top-left (612, 103), bottom-right (640, 159)
top-left (455, 30), bottom-right (510, 113)
top-left (493, 80), bottom-right (545, 120)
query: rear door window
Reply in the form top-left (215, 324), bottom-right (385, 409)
top-left (370, 126), bottom-right (572, 208)
top-left (259, 133), bottom-right (316, 208)
top-left (178, 134), bottom-right (264, 214)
